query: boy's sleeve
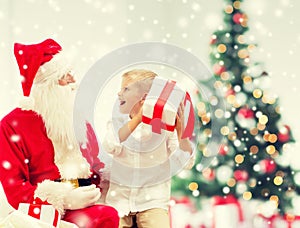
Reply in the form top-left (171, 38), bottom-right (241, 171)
top-left (102, 121), bottom-right (123, 156)
top-left (167, 131), bottom-right (196, 174)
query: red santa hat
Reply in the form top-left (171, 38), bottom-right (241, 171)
top-left (14, 38), bottom-right (64, 96)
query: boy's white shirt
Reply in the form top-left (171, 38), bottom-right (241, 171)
top-left (102, 119), bottom-right (195, 217)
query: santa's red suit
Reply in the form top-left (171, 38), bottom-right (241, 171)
top-left (0, 108), bottom-right (118, 227)
top-left (0, 39), bottom-right (119, 228)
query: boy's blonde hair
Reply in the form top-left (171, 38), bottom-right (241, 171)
top-left (122, 69), bottom-right (157, 93)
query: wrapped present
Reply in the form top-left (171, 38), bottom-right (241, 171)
top-left (253, 200), bottom-right (279, 228)
top-left (169, 197), bottom-right (195, 228)
top-left (239, 199), bottom-right (261, 226)
top-left (253, 214), bottom-right (278, 228)
top-left (212, 195), bottom-right (244, 228)
top-left (0, 210), bottom-right (54, 228)
top-left (142, 77), bottom-right (194, 137)
top-left (273, 214), bottom-right (300, 228)
top-left (18, 202), bottom-right (61, 227)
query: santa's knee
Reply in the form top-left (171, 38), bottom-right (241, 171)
top-left (93, 205), bottom-right (119, 228)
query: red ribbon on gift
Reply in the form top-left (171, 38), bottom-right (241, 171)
top-left (212, 195), bottom-right (244, 228)
top-left (20, 201), bottom-right (60, 227)
top-left (284, 214), bottom-right (300, 228)
top-left (258, 214), bottom-right (278, 228)
top-left (142, 80), bottom-right (177, 134)
top-left (181, 92), bottom-right (195, 139)
top-left (142, 80), bottom-right (195, 137)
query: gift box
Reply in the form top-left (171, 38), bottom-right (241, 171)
top-left (239, 199), bottom-right (262, 227)
top-left (253, 200), bottom-right (279, 228)
top-left (253, 214), bottom-right (278, 228)
top-left (169, 197), bottom-right (195, 228)
top-left (0, 210), bottom-right (55, 228)
top-left (142, 77), bottom-right (194, 137)
top-left (212, 195), bottom-right (244, 228)
top-left (18, 203), bottom-right (61, 227)
top-left (273, 214), bottom-right (300, 228)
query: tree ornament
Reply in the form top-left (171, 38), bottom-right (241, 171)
top-left (219, 144), bottom-right (229, 156)
top-left (278, 125), bottom-right (291, 143)
top-left (202, 168), bottom-right (216, 181)
top-left (259, 159), bottom-right (277, 174)
top-left (232, 13), bottom-right (243, 24)
top-left (233, 169), bottom-right (249, 182)
top-left (236, 107), bottom-right (256, 129)
top-left (210, 35), bottom-right (217, 44)
top-left (213, 64), bottom-right (226, 76)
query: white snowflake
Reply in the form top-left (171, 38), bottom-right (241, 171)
top-left (11, 134), bottom-right (20, 142)
top-left (2, 161), bottom-right (11, 170)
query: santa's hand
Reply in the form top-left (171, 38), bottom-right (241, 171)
top-left (63, 184), bottom-right (101, 210)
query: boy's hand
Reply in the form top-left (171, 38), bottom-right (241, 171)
top-left (175, 102), bottom-right (185, 140)
top-left (176, 102), bottom-right (193, 154)
top-left (129, 100), bottom-right (144, 121)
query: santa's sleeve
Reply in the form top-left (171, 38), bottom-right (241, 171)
top-left (0, 119), bottom-right (73, 215)
top-left (0, 119), bottom-right (37, 209)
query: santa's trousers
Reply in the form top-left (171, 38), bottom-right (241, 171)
top-left (63, 205), bottom-right (119, 228)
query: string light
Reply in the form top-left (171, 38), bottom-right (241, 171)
top-left (221, 126), bottom-right (230, 135)
top-left (217, 44), bottom-right (227, 53)
top-left (257, 123), bottom-right (266, 131)
top-left (249, 178), bottom-right (257, 188)
top-left (266, 145), bottom-right (276, 155)
top-left (235, 154), bottom-right (244, 164)
top-left (237, 35), bottom-right (245, 44)
top-left (221, 72), bottom-right (230, 80)
top-left (227, 94), bottom-right (236, 104)
top-left (189, 182), bottom-right (199, 191)
top-left (247, 44), bottom-right (256, 51)
top-left (268, 134), bottom-right (277, 143)
top-left (253, 89), bottom-right (262, 98)
top-left (228, 132), bottom-right (237, 141)
top-left (233, 1), bottom-right (241, 9)
top-left (243, 75), bottom-right (252, 84)
top-left (250, 128), bottom-right (258, 135)
top-left (250, 145), bottom-right (259, 154)
top-left (227, 178), bottom-right (236, 187)
top-left (243, 191), bottom-right (252, 200)
top-left (201, 115), bottom-right (211, 124)
top-left (225, 5), bottom-right (234, 14)
top-left (238, 49), bottom-right (248, 59)
top-left (274, 176), bottom-right (283, 186)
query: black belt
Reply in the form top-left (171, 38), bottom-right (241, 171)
top-left (54, 178), bottom-right (92, 188)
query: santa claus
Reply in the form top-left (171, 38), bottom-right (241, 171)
top-left (0, 39), bottom-right (119, 227)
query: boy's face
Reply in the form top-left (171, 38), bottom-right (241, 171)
top-left (118, 79), bottom-right (143, 114)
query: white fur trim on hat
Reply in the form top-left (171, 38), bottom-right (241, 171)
top-left (34, 52), bottom-right (71, 85)
top-left (19, 96), bottom-right (35, 111)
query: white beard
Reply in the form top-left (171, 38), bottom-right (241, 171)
top-left (30, 82), bottom-right (90, 179)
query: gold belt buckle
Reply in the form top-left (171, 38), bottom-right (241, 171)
top-left (61, 179), bottom-right (79, 188)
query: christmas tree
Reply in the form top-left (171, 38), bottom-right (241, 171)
top-left (172, 0), bottom-right (299, 216)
